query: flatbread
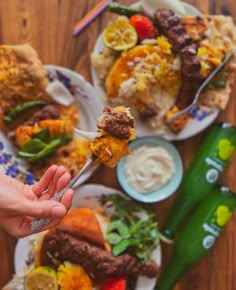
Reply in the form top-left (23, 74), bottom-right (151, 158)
top-left (199, 15), bottom-right (236, 109)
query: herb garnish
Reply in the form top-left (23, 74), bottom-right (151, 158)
top-left (101, 194), bottom-right (160, 263)
top-left (18, 128), bottom-right (72, 162)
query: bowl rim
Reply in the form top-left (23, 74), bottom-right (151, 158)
top-left (116, 136), bottom-right (183, 203)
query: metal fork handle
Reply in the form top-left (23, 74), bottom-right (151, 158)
top-left (166, 48), bottom-right (236, 123)
top-left (31, 155), bottom-right (96, 231)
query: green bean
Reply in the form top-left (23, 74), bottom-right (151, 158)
top-left (3, 100), bottom-right (48, 122)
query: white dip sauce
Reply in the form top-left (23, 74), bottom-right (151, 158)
top-left (124, 145), bottom-right (175, 193)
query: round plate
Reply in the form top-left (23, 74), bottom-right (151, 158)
top-left (91, 2), bottom-right (219, 141)
top-left (15, 183), bottom-right (161, 290)
top-left (116, 137), bottom-right (183, 203)
top-left (0, 65), bottom-right (104, 185)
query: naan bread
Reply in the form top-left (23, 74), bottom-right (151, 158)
top-left (198, 15), bottom-right (236, 109)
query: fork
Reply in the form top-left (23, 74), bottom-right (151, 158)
top-left (166, 48), bottom-right (236, 123)
top-left (73, 128), bottom-right (102, 141)
top-left (31, 154), bottom-right (97, 231)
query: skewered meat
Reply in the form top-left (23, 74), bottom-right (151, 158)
top-left (154, 8), bottom-right (203, 109)
top-left (40, 229), bottom-right (159, 281)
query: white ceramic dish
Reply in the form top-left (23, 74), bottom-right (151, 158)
top-left (0, 65), bottom-right (104, 185)
top-left (117, 137), bottom-right (183, 203)
top-left (91, 1), bottom-right (219, 141)
top-left (15, 183), bottom-right (162, 290)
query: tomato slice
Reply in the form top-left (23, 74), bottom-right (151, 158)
top-left (102, 276), bottom-right (128, 290)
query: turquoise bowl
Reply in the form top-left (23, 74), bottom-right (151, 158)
top-left (116, 137), bottom-right (183, 203)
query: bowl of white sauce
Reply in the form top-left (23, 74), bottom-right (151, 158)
top-left (116, 137), bottom-right (183, 203)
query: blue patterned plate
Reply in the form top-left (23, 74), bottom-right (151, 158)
top-left (91, 1), bottom-right (219, 141)
top-left (0, 65), bottom-right (103, 184)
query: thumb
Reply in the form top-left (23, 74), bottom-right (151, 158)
top-left (17, 200), bottom-right (67, 219)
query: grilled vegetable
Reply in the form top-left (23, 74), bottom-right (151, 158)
top-left (103, 17), bottom-right (138, 51)
top-left (3, 100), bottom-right (48, 122)
top-left (129, 14), bottom-right (158, 41)
top-left (18, 129), bottom-right (72, 162)
top-left (107, 3), bottom-right (142, 17)
top-left (102, 276), bottom-right (127, 290)
top-left (24, 266), bottom-right (58, 290)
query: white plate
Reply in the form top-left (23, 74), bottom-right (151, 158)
top-left (91, 2), bottom-right (219, 141)
top-left (0, 65), bottom-right (104, 184)
top-left (15, 183), bottom-right (161, 290)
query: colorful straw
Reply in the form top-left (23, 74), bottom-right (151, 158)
top-left (72, 0), bottom-right (113, 36)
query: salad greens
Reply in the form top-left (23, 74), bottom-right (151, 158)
top-left (102, 194), bottom-right (160, 263)
top-left (18, 128), bottom-right (72, 162)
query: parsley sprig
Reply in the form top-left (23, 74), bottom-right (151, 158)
top-left (101, 194), bottom-right (160, 263)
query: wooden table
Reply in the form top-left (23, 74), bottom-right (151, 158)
top-left (1, 0), bottom-right (236, 289)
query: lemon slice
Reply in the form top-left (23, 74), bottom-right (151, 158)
top-left (24, 266), bottom-right (58, 290)
top-left (103, 18), bottom-right (138, 51)
top-left (141, 0), bottom-right (186, 17)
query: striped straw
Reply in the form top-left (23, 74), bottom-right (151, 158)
top-left (73, 0), bottom-right (113, 36)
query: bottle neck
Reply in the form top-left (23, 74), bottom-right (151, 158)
top-left (154, 254), bottom-right (189, 290)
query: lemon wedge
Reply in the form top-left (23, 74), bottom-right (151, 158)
top-left (24, 266), bottom-right (58, 290)
top-left (103, 18), bottom-right (138, 51)
top-left (141, 0), bottom-right (186, 17)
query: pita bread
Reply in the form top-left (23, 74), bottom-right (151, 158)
top-left (199, 15), bottom-right (236, 109)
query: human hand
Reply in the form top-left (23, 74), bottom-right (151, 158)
top-left (0, 165), bottom-right (73, 238)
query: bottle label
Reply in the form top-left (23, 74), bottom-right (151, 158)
top-left (205, 157), bottom-right (223, 172)
top-left (203, 235), bottom-right (216, 249)
top-left (204, 137), bottom-right (236, 183)
top-left (216, 138), bottom-right (235, 161)
top-left (204, 157), bottom-right (222, 183)
top-left (202, 205), bottom-right (233, 249)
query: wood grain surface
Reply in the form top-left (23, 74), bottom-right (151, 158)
top-left (0, 0), bottom-right (236, 289)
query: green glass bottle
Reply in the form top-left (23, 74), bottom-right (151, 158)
top-left (155, 186), bottom-right (236, 290)
top-left (162, 122), bottom-right (236, 241)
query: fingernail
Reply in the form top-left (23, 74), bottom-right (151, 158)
top-left (51, 206), bottom-right (66, 218)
